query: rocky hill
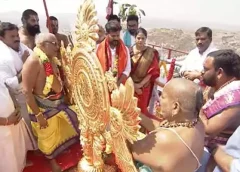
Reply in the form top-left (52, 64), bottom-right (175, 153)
top-left (147, 28), bottom-right (240, 56)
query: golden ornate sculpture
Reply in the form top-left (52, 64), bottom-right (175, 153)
top-left (60, 0), bottom-right (142, 171)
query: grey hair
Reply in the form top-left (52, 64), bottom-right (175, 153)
top-left (35, 33), bottom-right (55, 46)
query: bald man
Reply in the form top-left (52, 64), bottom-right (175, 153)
top-left (129, 78), bottom-right (205, 172)
top-left (22, 33), bottom-right (80, 172)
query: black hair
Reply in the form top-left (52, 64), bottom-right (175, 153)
top-left (108, 14), bottom-right (120, 23)
top-left (135, 27), bottom-right (147, 37)
top-left (21, 9), bottom-right (38, 22)
top-left (0, 22), bottom-right (18, 37)
top-left (105, 20), bottom-right (121, 33)
top-left (127, 15), bottom-right (139, 23)
top-left (195, 27), bottom-right (212, 39)
top-left (195, 87), bottom-right (203, 117)
top-left (49, 16), bottom-right (58, 21)
top-left (208, 49), bottom-right (240, 78)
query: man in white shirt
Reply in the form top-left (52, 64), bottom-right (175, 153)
top-left (211, 126), bottom-right (240, 172)
top-left (0, 22), bottom-right (35, 138)
top-left (0, 60), bottom-right (35, 172)
top-left (121, 15), bottom-right (139, 48)
top-left (180, 27), bottom-right (218, 83)
top-left (96, 20), bottom-right (131, 86)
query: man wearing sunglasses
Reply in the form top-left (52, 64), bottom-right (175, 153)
top-left (22, 33), bottom-right (80, 172)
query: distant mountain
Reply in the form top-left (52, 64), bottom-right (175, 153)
top-left (2, 11), bottom-right (240, 55)
top-left (2, 11), bottom-right (240, 32)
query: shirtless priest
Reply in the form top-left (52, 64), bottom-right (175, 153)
top-left (22, 33), bottom-right (80, 172)
top-left (129, 78), bottom-right (205, 172)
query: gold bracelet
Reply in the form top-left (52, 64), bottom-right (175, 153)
top-left (36, 111), bottom-right (43, 117)
top-left (35, 112), bottom-right (46, 123)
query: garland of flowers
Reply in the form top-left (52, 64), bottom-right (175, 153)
top-left (167, 58), bottom-right (176, 82)
top-left (112, 55), bottom-right (119, 77)
top-left (34, 47), bottom-right (61, 96)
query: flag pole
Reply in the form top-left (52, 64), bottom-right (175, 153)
top-left (106, 0), bottom-right (114, 19)
top-left (43, 0), bottom-right (52, 33)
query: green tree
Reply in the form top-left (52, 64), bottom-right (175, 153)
top-left (114, 1), bottom-right (146, 23)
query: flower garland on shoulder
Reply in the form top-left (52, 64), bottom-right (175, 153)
top-left (33, 47), bottom-right (61, 96)
top-left (112, 55), bottom-right (118, 77)
top-left (159, 60), bottom-right (168, 78)
top-left (167, 58), bottom-right (176, 82)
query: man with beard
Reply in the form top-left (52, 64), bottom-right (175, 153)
top-left (129, 78), bottom-right (205, 172)
top-left (122, 15), bottom-right (139, 48)
top-left (198, 49), bottom-right (240, 171)
top-left (96, 20), bottom-right (131, 86)
top-left (180, 27), bottom-right (217, 84)
top-left (47, 16), bottom-right (69, 48)
top-left (19, 9), bottom-right (41, 50)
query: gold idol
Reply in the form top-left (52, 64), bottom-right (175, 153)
top-left (60, 0), bottom-right (142, 171)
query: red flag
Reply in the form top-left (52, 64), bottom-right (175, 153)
top-left (106, 0), bottom-right (113, 19)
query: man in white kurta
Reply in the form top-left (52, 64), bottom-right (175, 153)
top-left (180, 27), bottom-right (218, 84)
top-left (0, 30), bottom-right (34, 135)
top-left (0, 70), bottom-right (34, 172)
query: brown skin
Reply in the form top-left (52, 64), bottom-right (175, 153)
top-left (183, 32), bottom-right (212, 81)
top-left (49, 19), bottom-right (69, 48)
top-left (130, 78), bottom-right (205, 172)
top-left (127, 20), bottom-right (138, 36)
top-left (0, 29), bottom-right (30, 82)
top-left (19, 14), bottom-right (40, 50)
top-left (196, 32), bottom-right (212, 55)
top-left (183, 70), bottom-right (202, 81)
top-left (0, 29), bottom-right (20, 51)
top-left (96, 24), bottom-right (106, 44)
top-left (0, 109), bottom-right (22, 126)
top-left (107, 31), bottom-right (127, 86)
top-left (22, 34), bottom-right (62, 172)
top-left (200, 56), bottom-right (240, 136)
top-left (212, 145), bottom-right (234, 172)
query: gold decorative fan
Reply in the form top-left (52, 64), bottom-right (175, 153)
top-left (60, 0), bottom-right (141, 171)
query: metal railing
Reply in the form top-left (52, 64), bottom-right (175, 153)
top-left (148, 43), bottom-right (188, 59)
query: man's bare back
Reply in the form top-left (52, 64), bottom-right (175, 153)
top-left (132, 122), bottom-right (204, 172)
top-left (130, 78), bottom-right (205, 172)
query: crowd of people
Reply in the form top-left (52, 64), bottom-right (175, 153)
top-left (1, 7), bottom-right (240, 172)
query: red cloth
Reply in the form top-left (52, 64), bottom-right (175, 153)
top-left (134, 50), bottom-right (160, 114)
top-left (106, 0), bottom-right (113, 19)
top-left (96, 36), bottom-right (128, 78)
top-left (23, 143), bottom-right (82, 172)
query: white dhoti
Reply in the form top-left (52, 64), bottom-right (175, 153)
top-left (0, 76), bottom-right (36, 172)
top-left (0, 41), bottom-right (37, 143)
top-left (0, 120), bottom-right (35, 172)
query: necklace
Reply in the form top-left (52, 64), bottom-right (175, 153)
top-left (160, 118), bottom-right (199, 128)
top-left (215, 77), bottom-right (236, 93)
